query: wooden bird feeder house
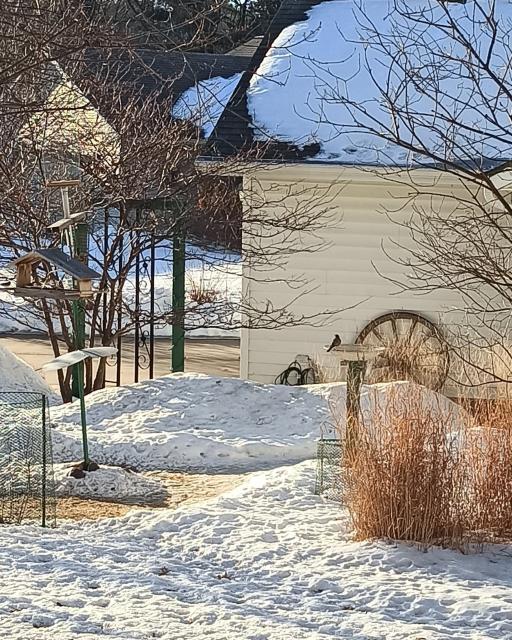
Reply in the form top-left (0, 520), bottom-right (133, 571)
top-left (9, 248), bottom-right (101, 300)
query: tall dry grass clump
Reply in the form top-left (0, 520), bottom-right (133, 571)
top-left (339, 383), bottom-right (512, 547)
top-left (341, 385), bottom-right (466, 547)
top-left (463, 400), bottom-right (512, 538)
top-left (187, 275), bottom-right (220, 305)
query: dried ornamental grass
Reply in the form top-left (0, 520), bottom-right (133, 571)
top-left (187, 275), bottom-right (220, 305)
top-left (341, 385), bottom-right (466, 547)
top-left (463, 400), bottom-right (512, 538)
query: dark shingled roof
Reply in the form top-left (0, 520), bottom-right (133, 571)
top-left (74, 48), bottom-right (250, 115)
top-left (208, 0), bottom-right (327, 159)
top-left (229, 36), bottom-right (264, 57)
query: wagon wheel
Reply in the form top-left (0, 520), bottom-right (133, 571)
top-left (356, 312), bottom-right (450, 391)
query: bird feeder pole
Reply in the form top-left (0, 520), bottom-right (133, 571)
top-left (48, 180), bottom-right (88, 397)
top-left (43, 348), bottom-right (117, 470)
top-left (72, 305), bottom-right (89, 465)
top-left (326, 344), bottom-right (385, 461)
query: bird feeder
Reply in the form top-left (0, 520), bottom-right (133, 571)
top-left (9, 248), bottom-right (101, 300)
top-left (326, 343), bottom-right (385, 459)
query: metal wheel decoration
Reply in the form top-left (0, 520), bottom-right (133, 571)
top-left (356, 311), bottom-right (450, 391)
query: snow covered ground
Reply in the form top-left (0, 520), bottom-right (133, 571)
top-left (2, 461), bottom-right (512, 640)
top-left (50, 373), bottom-right (329, 470)
top-left (0, 342), bottom-right (462, 475)
top-left (54, 464), bottom-right (166, 502)
top-left (49, 374), bottom-right (463, 472)
top-left (0, 347), bottom-right (508, 638)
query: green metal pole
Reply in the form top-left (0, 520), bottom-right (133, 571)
top-left (72, 222), bottom-right (88, 397)
top-left (76, 359), bottom-right (89, 466)
top-left (171, 223), bottom-right (185, 372)
top-left (72, 301), bottom-right (89, 466)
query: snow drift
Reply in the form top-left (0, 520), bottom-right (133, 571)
top-left (50, 373), bottom-right (465, 472)
top-left (54, 464), bottom-right (166, 502)
top-left (0, 345), bottom-right (53, 397)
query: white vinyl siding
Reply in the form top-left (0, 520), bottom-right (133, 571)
top-left (241, 166), bottom-right (467, 384)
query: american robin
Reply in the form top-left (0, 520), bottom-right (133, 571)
top-left (326, 334), bottom-right (341, 352)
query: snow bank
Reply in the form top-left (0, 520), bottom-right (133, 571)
top-left (0, 345), bottom-right (53, 397)
top-left (248, 0), bottom-right (512, 164)
top-left (2, 462), bottom-right (512, 639)
top-left (50, 374), bottom-right (465, 471)
top-left (50, 373), bottom-right (328, 470)
top-left (54, 464), bottom-right (165, 502)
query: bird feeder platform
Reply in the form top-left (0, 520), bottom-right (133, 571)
top-left (326, 344), bottom-right (385, 362)
top-left (45, 179), bottom-right (81, 189)
top-left (48, 211), bottom-right (87, 232)
top-left (12, 287), bottom-right (92, 301)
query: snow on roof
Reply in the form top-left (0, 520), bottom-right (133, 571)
top-left (246, 0), bottom-right (512, 165)
top-left (173, 72), bottom-right (244, 138)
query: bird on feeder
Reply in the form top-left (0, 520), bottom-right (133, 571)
top-left (326, 334), bottom-right (341, 352)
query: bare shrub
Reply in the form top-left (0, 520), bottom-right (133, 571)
top-left (187, 275), bottom-right (220, 305)
top-left (341, 385), bottom-right (466, 548)
top-left (447, 340), bottom-right (512, 400)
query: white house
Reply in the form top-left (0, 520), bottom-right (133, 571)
top-left (201, 0), bottom-right (512, 390)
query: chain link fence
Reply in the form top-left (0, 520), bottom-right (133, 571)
top-left (0, 392), bottom-right (56, 527)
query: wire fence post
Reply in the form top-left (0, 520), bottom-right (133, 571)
top-left (172, 221), bottom-right (185, 373)
top-left (41, 395), bottom-right (47, 528)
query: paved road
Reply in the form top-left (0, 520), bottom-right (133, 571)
top-left (0, 335), bottom-right (240, 390)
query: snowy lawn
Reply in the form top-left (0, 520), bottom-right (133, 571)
top-left (0, 264), bottom-right (241, 338)
top-left (50, 373), bottom-right (329, 470)
top-left (1, 462), bottom-right (512, 639)
top-left (50, 374), bottom-right (463, 472)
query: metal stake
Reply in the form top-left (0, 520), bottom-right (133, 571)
top-left (72, 302), bottom-right (89, 466)
top-left (41, 395), bottom-right (47, 528)
top-left (171, 222), bottom-right (185, 372)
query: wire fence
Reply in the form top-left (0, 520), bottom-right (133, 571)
top-left (0, 392), bottom-right (56, 527)
top-left (314, 438), bottom-right (344, 502)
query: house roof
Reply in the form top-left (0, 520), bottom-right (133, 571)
top-left (11, 249), bottom-right (101, 281)
top-left (211, 0), bottom-right (325, 159)
top-left (78, 48), bottom-right (250, 111)
top-left (229, 36), bottom-right (264, 57)
top-left (208, 0), bottom-right (512, 167)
